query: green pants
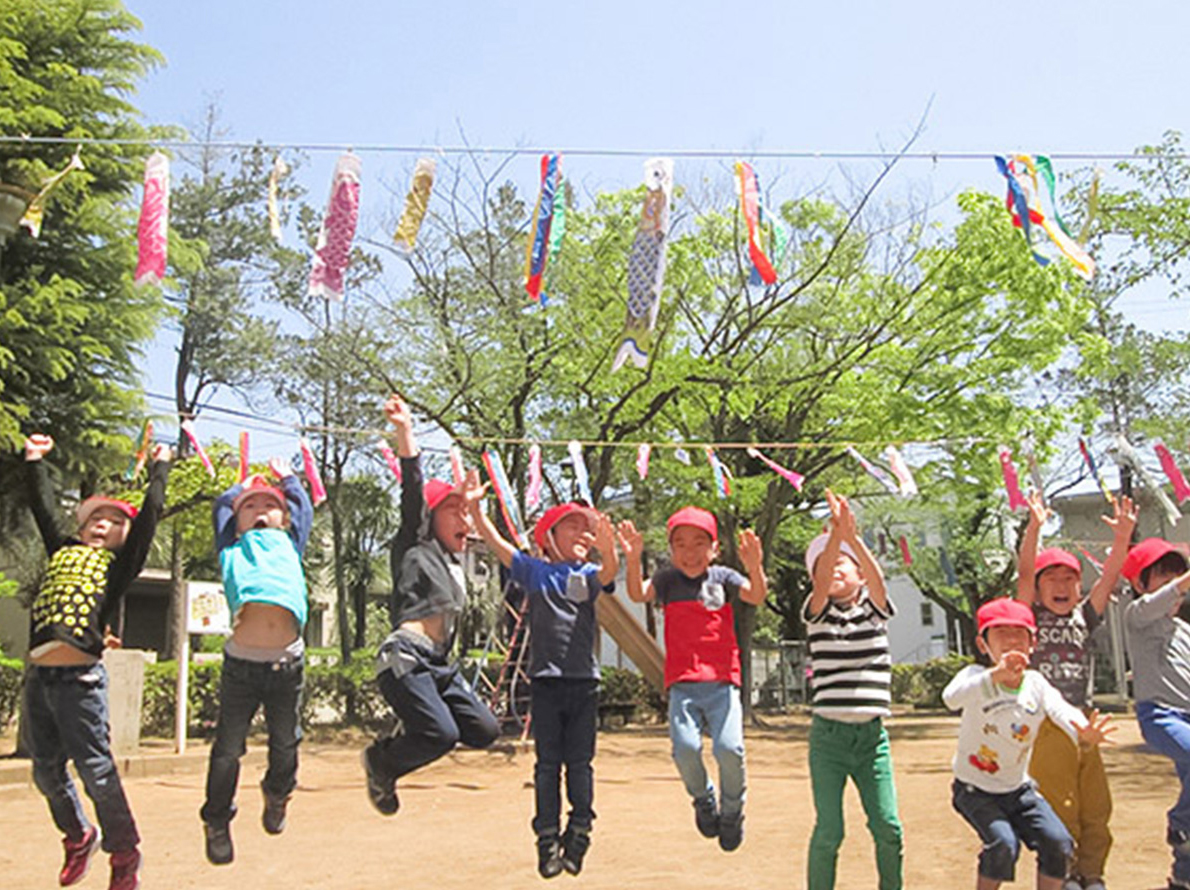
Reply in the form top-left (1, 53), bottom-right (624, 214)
top-left (807, 714), bottom-right (903, 890)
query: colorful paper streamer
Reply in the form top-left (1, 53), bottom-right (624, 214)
top-left (746, 447), bottom-right (804, 490)
top-left (267, 156), bottom-right (289, 244)
top-left (884, 445), bottom-right (918, 497)
top-left (636, 443), bottom-right (652, 481)
top-left (735, 161), bottom-right (777, 285)
top-left (523, 153), bottom-right (561, 301)
top-left (135, 151), bottom-right (170, 287)
top-left (379, 443), bottom-right (403, 482)
top-left (1078, 437), bottom-right (1115, 506)
top-left (299, 437), bottom-right (328, 507)
top-left (308, 152), bottom-right (362, 301)
top-left (392, 157), bottom-right (437, 256)
top-left (846, 446), bottom-right (900, 496)
top-left (1155, 441), bottom-right (1190, 504)
top-left (673, 447), bottom-right (691, 466)
top-left (238, 431), bottom-right (250, 482)
top-left (19, 148), bottom-right (84, 239)
top-left (180, 419), bottom-right (215, 479)
top-left (124, 420), bottom-right (153, 481)
top-left (995, 154), bottom-right (1095, 281)
top-left (568, 439), bottom-right (593, 504)
top-left (1114, 434), bottom-right (1180, 527)
top-left (527, 443), bottom-right (543, 511)
top-left (898, 535), bottom-right (913, 567)
top-left (997, 445), bottom-right (1029, 511)
top-left (705, 447), bottom-right (732, 499)
top-left (482, 449), bottom-right (527, 548)
top-left (613, 157), bottom-right (674, 371)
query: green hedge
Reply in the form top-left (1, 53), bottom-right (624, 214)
top-left (0, 656), bottom-right (22, 731)
top-left (890, 653), bottom-right (973, 708)
top-left (599, 666), bottom-right (664, 717)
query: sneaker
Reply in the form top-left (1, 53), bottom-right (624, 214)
top-left (1170, 880), bottom-right (1190, 890)
top-left (361, 747), bottom-right (399, 816)
top-left (203, 821), bottom-right (234, 866)
top-left (560, 826), bottom-right (590, 876)
top-left (718, 812), bottom-right (744, 852)
top-left (60, 826), bottom-right (100, 886)
top-left (693, 793), bottom-right (719, 839)
top-left (262, 788), bottom-right (290, 835)
top-left (1063, 880), bottom-right (1083, 890)
top-left (1083, 881), bottom-right (1106, 890)
top-left (537, 832), bottom-right (563, 879)
top-left (107, 848), bottom-right (141, 890)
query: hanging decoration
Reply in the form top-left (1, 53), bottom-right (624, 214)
top-left (379, 443), bottom-right (403, 482)
top-left (846, 446), bottom-right (900, 495)
top-left (997, 445), bottom-right (1029, 511)
top-left (673, 447), bottom-right (691, 466)
top-left (1078, 437), bottom-right (1115, 505)
top-left (1019, 432), bottom-right (1046, 501)
top-left (527, 443), bottom-right (543, 511)
top-left (548, 167), bottom-right (566, 263)
top-left (180, 419), bottom-right (216, 479)
top-left (308, 152), bottom-right (362, 301)
top-left (1077, 546), bottom-right (1105, 574)
top-left (238, 431), bottom-right (250, 482)
top-left (884, 445), bottom-right (919, 497)
top-left (449, 444), bottom-right (466, 486)
top-left (898, 535), bottom-right (913, 567)
top-left (636, 443), bottom-right (652, 480)
top-left (735, 160), bottom-right (777, 285)
top-left (523, 153), bottom-right (561, 301)
top-left (267, 156), bottom-right (289, 244)
top-left (123, 420), bottom-right (153, 481)
top-left (1155, 441), bottom-right (1190, 504)
top-left (1113, 434), bottom-right (1180, 526)
top-left (482, 449), bottom-right (527, 548)
top-left (19, 148), bottom-right (84, 239)
top-left (392, 157), bottom-right (437, 255)
top-left (705, 447), bottom-right (732, 499)
top-left (135, 151), bottom-right (170, 287)
top-left (746, 447), bottom-right (804, 490)
top-left (613, 157), bottom-right (674, 371)
top-left (995, 154), bottom-right (1095, 280)
top-left (568, 439), bottom-right (594, 504)
top-left (299, 437), bottom-right (328, 506)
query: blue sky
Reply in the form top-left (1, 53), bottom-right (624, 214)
top-left (125, 0), bottom-right (1190, 450)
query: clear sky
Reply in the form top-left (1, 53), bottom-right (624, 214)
top-left (124, 0), bottom-right (1190, 449)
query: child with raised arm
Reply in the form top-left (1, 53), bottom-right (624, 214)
top-left (1120, 538), bottom-right (1190, 890)
top-left (1015, 492), bottom-right (1136, 890)
top-left (200, 456), bottom-right (313, 865)
top-left (944, 598), bottom-right (1113, 890)
top-left (617, 507), bottom-right (766, 852)
top-left (360, 396), bottom-right (499, 817)
top-left (22, 432), bottom-right (172, 890)
top-left (803, 490), bottom-right (903, 890)
top-left (468, 481), bottom-right (618, 880)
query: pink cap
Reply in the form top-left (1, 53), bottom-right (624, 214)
top-left (666, 506), bottom-right (718, 543)
top-left (976, 597), bottom-right (1036, 636)
top-left (1035, 548), bottom-right (1081, 578)
top-left (533, 502), bottom-right (596, 551)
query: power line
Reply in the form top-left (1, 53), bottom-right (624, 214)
top-left (0, 134), bottom-right (1181, 163)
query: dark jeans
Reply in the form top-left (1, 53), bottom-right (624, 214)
top-left (201, 653), bottom-right (304, 826)
top-left (23, 663), bottom-right (140, 852)
top-left (369, 635), bottom-right (500, 781)
top-left (531, 677), bottom-right (598, 837)
top-left (952, 779), bottom-right (1073, 882)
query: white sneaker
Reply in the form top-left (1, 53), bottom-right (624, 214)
top-left (1062, 880), bottom-right (1083, 890)
top-left (1083, 882), bottom-right (1106, 890)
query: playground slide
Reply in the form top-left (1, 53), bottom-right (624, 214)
top-left (596, 595), bottom-right (665, 692)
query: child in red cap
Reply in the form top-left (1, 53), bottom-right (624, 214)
top-left (944, 598), bottom-right (1113, 890)
top-left (617, 506), bottom-right (766, 852)
top-left (469, 482), bottom-right (618, 879)
top-left (1121, 537), bottom-right (1190, 890)
top-left (201, 456), bottom-right (313, 865)
top-left (1015, 492), bottom-right (1137, 890)
top-left (361, 396), bottom-right (499, 819)
top-left (22, 432), bottom-right (172, 890)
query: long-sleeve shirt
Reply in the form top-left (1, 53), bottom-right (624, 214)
top-left (942, 665), bottom-right (1087, 793)
top-left (1124, 581), bottom-right (1190, 710)
top-left (213, 476), bottom-right (312, 629)
top-left (27, 459), bottom-right (170, 658)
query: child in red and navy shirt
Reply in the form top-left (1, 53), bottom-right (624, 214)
top-left (619, 506), bottom-right (767, 852)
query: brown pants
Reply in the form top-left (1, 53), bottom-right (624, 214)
top-left (1029, 715), bottom-right (1112, 880)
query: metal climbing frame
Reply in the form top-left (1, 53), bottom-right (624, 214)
top-left (471, 592), bottom-right (533, 741)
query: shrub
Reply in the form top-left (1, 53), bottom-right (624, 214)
top-left (891, 653), bottom-right (972, 708)
top-left (599, 666), bottom-right (664, 717)
top-left (0, 656), bottom-right (23, 731)
top-left (141, 660), bottom-right (223, 737)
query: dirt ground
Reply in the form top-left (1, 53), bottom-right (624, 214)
top-left (0, 715), bottom-right (1177, 889)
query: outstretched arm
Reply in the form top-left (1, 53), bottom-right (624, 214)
top-left (24, 434), bottom-right (65, 554)
top-left (833, 491), bottom-right (887, 610)
top-left (271, 457), bottom-right (314, 554)
top-left (465, 469), bottom-right (516, 568)
top-left (616, 520), bottom-right (655, 604)
top-left (1087, 495), bottom-right (1138, 616)
top-left (1016, 492), bottom-right (1048, 605)
top-left (737, 528), bottom-right (768, 606)
top-left (593, 513), bottom-right (619, 588)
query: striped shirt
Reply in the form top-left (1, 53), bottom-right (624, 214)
top-left (802, 588), bottom-right (894, 722)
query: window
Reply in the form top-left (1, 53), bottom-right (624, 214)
top-left (920, 602), bottom-right (934, 627)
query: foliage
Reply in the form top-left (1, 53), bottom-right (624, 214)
top-left (141, 659), bottom-right (222, 737)
top-left (0, 655), bottom-right (21, 730)
top-left (890, 653), bottom-right (973, 708)
top-left (599, 665), bottom-right (664, 715)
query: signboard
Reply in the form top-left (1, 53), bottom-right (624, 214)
top-left (186, 581), bottom-right (230, 635)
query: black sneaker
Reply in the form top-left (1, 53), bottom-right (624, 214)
top-left (537, 832), bottom-right (563, 879)
top-left (693, 793), bottom-right (719, 839)
top-left (718, 811), bottom-right (744, 852)
top-left (361, 747), bottom-right (399, 816)
top-left (262, 788), bottom-right (289, 835)
top-left (203, 822), bottom-right (234, 866)
top-left (560, 826), bottom-right (590, 876)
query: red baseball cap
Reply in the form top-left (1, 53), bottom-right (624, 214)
top-left (232, 475), bottom-right (287, 515)
top-left (976, 598), bottom-right (1036, 636)
top-left (533, 502), bottom-right (596, 551)
top-left (1122, 538), bottom-right (1190, 586)
top-left (424, 478), bottom-right (465, 513)
top-left (666, 506), bottom-right (718, 543)
top-left (1034, 548), bottom-right (1081, 578)
top-left (76, 496), bottom-right (138, 528)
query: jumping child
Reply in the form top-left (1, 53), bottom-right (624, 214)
top-left (617, 506), bottom-right (767, 852)
top-left (201, 457), bottom-right (313, 865)
top-left (22, 432), bottom-right (172, 890)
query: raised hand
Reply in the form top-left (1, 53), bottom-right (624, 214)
top-left (616, 519), bottom-right (643, 562)
top-left (826, 488), bottom-right (857, 541)
top-left (1026, 490), bottom-right (1050, 529)
top-left (592, 513), bottom-right (616, 554)
top-left (991, 650), bottom-right (1029, 688)
top-left (267, 455), bottom-right (293, 479)
top-left (1076, 709), bottom-right (1116, 748)
top-left (383, 394), bottom-right (412, 432)
top-left (1102, 494), bottom-right (1138, 539)
top-left (151, 443), bottom-right (174, 464)
top-left (24, 433), bottom-right (54, 461)
top-left (462, 468), bottom-right (489, 510)
top-left (738, 527), bottom-right (764, 570)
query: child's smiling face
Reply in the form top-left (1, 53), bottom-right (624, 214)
top-left (549, 513), bottom-right (595, 562)
top-left (1036, 565), bottom-right (1081, 615)
top-left (669, 525), bottom-right (717, 578)
top-left (824, 553), bottom-right (863, 601)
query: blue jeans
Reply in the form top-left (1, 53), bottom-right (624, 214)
top-left (201, 652), bottom-right (304, 826)
top-left (668, 682), bottom-right (745, 818)
top-left (951, 779), bottom-right (1072, 882)
top-left (23, 663), bottom-right (140, 852)
top-left (531, 677), bottom-right (598, 836)
top-left (1138, 700), bottom-right (1190, 884)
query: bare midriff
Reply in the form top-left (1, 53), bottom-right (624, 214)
top-left (30, 642), bottom-right (97, 666)
top-left (400, 613), bottom-right (448, 648)
top-left (232, 602), bottom-right (301, 648)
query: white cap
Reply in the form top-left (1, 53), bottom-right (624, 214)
top-left (805, 532), bottom-right (860, 575)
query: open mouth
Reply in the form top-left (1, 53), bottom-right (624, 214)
top-left (254, 518), bottom-right (268, 529)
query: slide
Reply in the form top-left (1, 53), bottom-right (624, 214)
top-left (596, 595), bottom-right (665, 692)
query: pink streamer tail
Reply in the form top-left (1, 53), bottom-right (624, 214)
top-left (299, 437), bottom-right (328, 506)
top-left (379, 444), bottom-right (403, 482)
top-left (238, 432), bottom-right (249, 482)
top-left (135, 152), bottom-right (170, 287)
top-left (527, 444), bottom-right (543, 511)
top-left (998, 445), bottom-right (1028, 511)
top-left (636, 443), bottom-right (651, 480)
top-left (1155, 442), bottom-right (1190, 503)
top-left (180, 420), bottom-right (215, 478)
top-left (746, 447), bottom-right (804, 490)
top-left (308, 153), bottom-right (362, 301)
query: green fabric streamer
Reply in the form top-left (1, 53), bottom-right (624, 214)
top-left (548, 175), bottom-right (566, 262)
top-left (1035, 156), bottom-right (1073, 238)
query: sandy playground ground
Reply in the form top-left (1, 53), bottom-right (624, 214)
top-left (0, 714), bottom-right (1177, 889)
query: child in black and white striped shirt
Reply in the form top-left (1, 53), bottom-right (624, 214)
top-left (801, 489), bottom-right (903, 890)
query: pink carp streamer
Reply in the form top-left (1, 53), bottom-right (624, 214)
top-left (898, 535), bottom-right (912, 567)
top-left (299, 437), bottom-right (328, 506)
top-left (997, 445), bottom-right (1028, 511)
top-left (135, 152), bottom-right (170, 286)
top-left (379, 444), bottom-right (403, 482)
top-left (746, 447), bottom-right (804, 490)
top-left (1155, 441), bottom-right (1190, 503)
top-left (308, 152), bottom-right (362, 301)
top-left (527, 444), bottom-right (543, 511)
top-left (884, 446), bottom-right (919, 497)
top-left (180, 419), bottom-right (216, 478)
top-left (238, 432), bottom-right (250, 482)
top-left (636, 443), bottom-right (652, 481)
